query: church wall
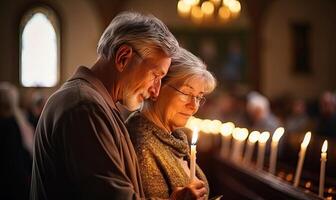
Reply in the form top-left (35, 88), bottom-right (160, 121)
top-left (0, 0), bottom-right (335, 102)
top-left (262, 0), bottom-right (336, 99)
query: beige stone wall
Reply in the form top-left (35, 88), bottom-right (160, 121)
top-left (262, 0), bottom-right (336, 99)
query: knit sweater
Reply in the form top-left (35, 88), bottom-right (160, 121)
top-left (126, 112), bottom-right (209, 199)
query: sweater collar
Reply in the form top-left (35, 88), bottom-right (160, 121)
top-left (134, 112), bottom-right (189, 158)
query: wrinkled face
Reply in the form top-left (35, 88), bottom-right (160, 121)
top-left (154, 77), bottom-right (206, 131)
top-left (122, 50), bottom-right (171, 111)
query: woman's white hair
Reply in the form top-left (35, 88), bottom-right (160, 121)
top-left (97, 11), bottom-right (179, 60)
top-left (162, 47), bottom-right (217, 94)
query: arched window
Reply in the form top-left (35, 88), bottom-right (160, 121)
top-left (20, 7), bottom-right (60, 87)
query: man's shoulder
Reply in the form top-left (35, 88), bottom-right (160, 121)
top-left (40, 79), bottom-right (111, 126)
top-left (51, 79), bottom-right (107, 109)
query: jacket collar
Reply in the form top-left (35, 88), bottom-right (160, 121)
top-left (69, 66), bottom-right (118, 111)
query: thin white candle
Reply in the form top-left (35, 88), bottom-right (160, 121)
top-left (269, 127), bottom-right (285, 174)
top-left (319, 140), bottom-right (328, 198)
top-left (293, 132), bottom-right (311, 187)
top-left (231, 128), bottom-right (241, 161)
top-left (243, 131), bottom-right (260, 164)
top-left (256, 131), bottom-right (270, 170)
top-left (232, 128), bottom-right (248, 162)
top-left (190, 127), bottom-right (199, 181)
top-left (219, 122), bottom-right (234, 158)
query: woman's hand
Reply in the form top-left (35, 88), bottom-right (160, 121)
top-left (170, 180), bottom-right (207, 200)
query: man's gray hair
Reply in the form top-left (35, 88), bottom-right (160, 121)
top-left (162, 47), bottom-right (217, 94)
top-left (97, 11), bottom-right (179, 60)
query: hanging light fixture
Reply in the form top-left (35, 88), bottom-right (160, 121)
top-left (177, 0), bottom-right (241, 23)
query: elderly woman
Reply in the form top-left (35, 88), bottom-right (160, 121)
top-left (126, 48), bottom-right (216, 199)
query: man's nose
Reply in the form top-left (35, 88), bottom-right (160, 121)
top-left (149, 78), bottom-right (161, 99)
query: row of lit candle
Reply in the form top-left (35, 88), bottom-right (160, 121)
top-left (186, 117), bottom-right (329, 198)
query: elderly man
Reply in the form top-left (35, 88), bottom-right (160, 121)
top-left (31, 12), bottom-right (207, 200)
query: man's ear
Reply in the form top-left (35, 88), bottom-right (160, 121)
top-left (115, 45), bottom-right (132, 72)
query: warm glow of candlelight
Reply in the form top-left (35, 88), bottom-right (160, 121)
top-left (301, 132), bottom-right (311, 148)
top-left (200, 119), bottom-right (212, 133)
top-left (191, 128), bottom-right (199, 145)
top-left (239, 128), bottom-right (249, 141)
top-left (201, 1), bottom-right (215, 16)
top-left (193, 118), bottom-right (202, 128)
top-left (248, 131), bottom-right (260, 143)
top-left (185, 116), bottom-right (194, 129)
top-left (191, 6), bottom-right (203, 22)
top-left (211, 120), bottom-right (222, 134)
top-left (232, 127), bottom-right (240, 139)
top-left (207, 119), bottom-right (222, 134)
top-left (185, 116), bottom-right (200, 130)
top-left (184, 0), bottom-right (200, 6)
top-left (220, 122), bottom-right (235, 136)
top-left (229, 0), bottom-right (241, 14)
top-left (322, 140), bottom-right (328, 153)
top-left (259, 131), bottom-right (270, 143)
top-left (272, 127), bottom-right (284, 142)
top-left (177, 0), bottom-right (192, 17)
top-left (232, 128), bottom-right (248, 141)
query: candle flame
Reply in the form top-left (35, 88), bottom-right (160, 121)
top-left (200, 119), bottom-right (212, 133)
top-left (232, 127), bottom-right (240, 140)
top-left (211, 120), bottom-right (222, 134)
top-left (191, 127), bottom-right (199, 145)
top-left (322, 140), bottom-right (328, 153)
top-left (185, 116), bottom-right (202, 131)
top-left (259, 131), bottom-right (270, 143)
top-left (233, 128), bottom-right (248, 141)
top-left (248, 131), bottom-right (260, 143)
top-left (301, 132), bottom-right (311, 148)
top-left (272, 127), bottom-right (284, 142)
top-left (240, 128), bottom-right (249, 141)
top-left (220, 122), bottom-right (235, 136)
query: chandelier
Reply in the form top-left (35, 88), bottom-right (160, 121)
top-left (177, 0), bottom-right (241, 23)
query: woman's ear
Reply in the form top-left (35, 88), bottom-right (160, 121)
top-left (115, 45), bottom-right (132, 72)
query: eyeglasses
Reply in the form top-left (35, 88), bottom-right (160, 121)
top-left (167, 84), bottom-right (206, 106)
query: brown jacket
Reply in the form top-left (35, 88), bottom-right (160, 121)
top-left (30, 66), bottom-right (144, 200)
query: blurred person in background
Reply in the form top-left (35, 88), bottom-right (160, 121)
top-left (0, 82), bottom-right (34, 200)
top-left (316, 91), bottom-right (336, 138)
top-left (27, 91), bottom-right (47, 129)
top-left (246, 91), bottom-right (281, 133)
top-left (285, 98), bottom-right (312, 134)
